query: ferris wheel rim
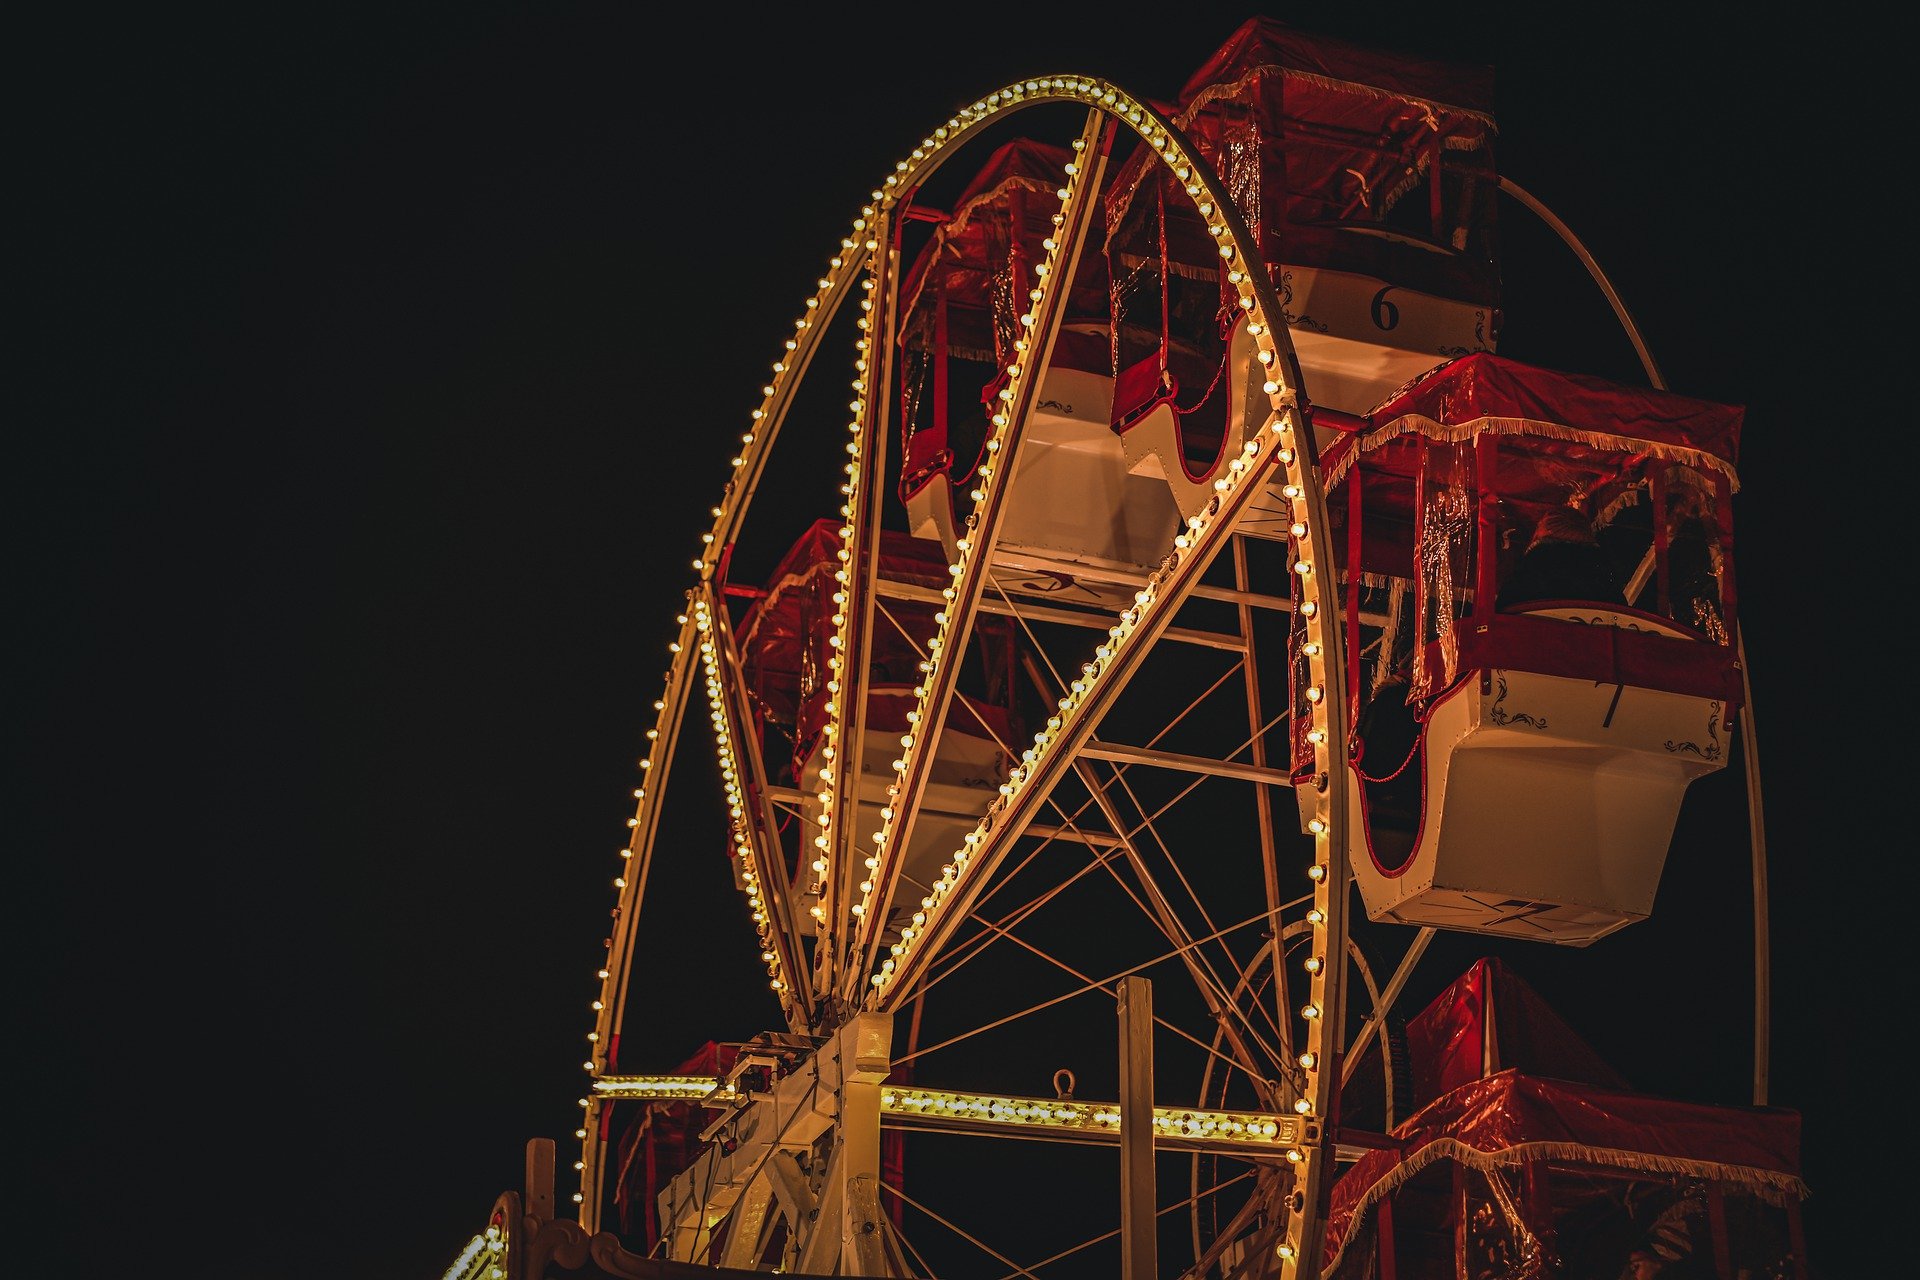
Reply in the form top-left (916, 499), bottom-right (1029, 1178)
top-left (579, 73), bottom-right (1364, 1277)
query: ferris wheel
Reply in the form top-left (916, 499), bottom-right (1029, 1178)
top-left (453, 20), bottom-right (1809, 1280)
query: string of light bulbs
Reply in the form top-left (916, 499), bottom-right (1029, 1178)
top-left (566, 76), bottom-right (1347, 1274)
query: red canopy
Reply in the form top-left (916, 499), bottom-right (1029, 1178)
top-left (1319, 351), bottom-right (1744, 583)
top-left (1325, 959), bottom-right (1805, 1272)
top-left (1178, 18), bottom-right (1493, 116)
top-left (1342, 957), bottom-right (1629, 1131)
top-left (737, 521), bottom-right (1015, 756)
top-left (897, 139), bottom-right (1110, 501)
top-left (1323, 1070), bottom-right (1806, 1268)
top-left (1406, 958), bottom-right (1628, 1105)
top-left (737, 520), bottom-right (953, 753)
top-left (898, 138), bottom-right (1108, 337)
top-left (1106, 16), bottom-right (1501, 308)
top-left (1335, 350), bottom-right (1743, 484)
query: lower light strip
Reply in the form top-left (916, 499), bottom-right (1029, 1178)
top-left (591, 1077), bottom-right (1297, 1153)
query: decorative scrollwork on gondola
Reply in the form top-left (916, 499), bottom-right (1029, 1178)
top-left (1273, 269), bottom-right (1331, 333)
top-left (1488, 673), bottom-right (1547, 729)
top-left (1439, 310), bottom-right (1493, 358)
top-left (1665, 701), bottom-right (1723, 760)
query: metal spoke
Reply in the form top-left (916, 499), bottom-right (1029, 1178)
top-left (888, 1181), bottom-right (1040, 1279)
top-left (1092, 760), bottom-right (1290, 1074)
top-left (895, 904), bottom-right (1278, 1068)
top-left (991, 1168), bottom-right (1258, 1280)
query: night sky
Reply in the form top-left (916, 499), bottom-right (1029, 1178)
top-left (20, 6), bottom-right (1879, 1278)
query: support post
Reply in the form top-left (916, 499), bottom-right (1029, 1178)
top-left (834, 1014), bottom-right (897, 1275)
top-left (1118, 975), bottom-right (1156, 1280)
top-left (526, 1137), bottom-right (555, 1222)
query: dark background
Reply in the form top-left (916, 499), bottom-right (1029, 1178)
top-left (18, 5), bottom-right (1879, 1277)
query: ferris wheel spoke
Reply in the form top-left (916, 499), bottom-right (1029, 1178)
top-left (896, 692), bottom-right (1289, 1027)
top-left (965, 1165), bottom-right (1262, 1280)
top-left (880, 1208), bottom-right (937, 1280)
top-left (701, 584), bottom-right (813, 1031)
top-left (705, 249), bottom-right (873, 567)
top-left (849, 113), bottom-right (1114, 993)
top-left (1338, 926), bottom-right (1435, 1086)
top-left (1225, 533), bottom-right (1295, 1074)
top-left (1098, 761), bottom-right (1277, 999)
top-left (913, 834), bottom-right (1127, 1000)
top-left (810, 228), bottom-right (899, 1006)
top-left (895, 902), bottom-right (1278, 1070)
top-left (885, 1180), bottom-right (1043, 1280)
top-left (988, 640), bottom-right (1292, 1081)
top-left (927, 829), bottom-right (1249, 1056)
top-left (1075, 759), bottom-right (1291, 1085)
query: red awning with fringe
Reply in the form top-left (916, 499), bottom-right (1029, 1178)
top-left (1330, 351), bottom-right (1743, 490)
top-left (1324, 959), bottom-right (1802, 1273)
top-left (737, 520), bottom-right (953, 752)
top-left (1105, 16), bottom-right (1501, 308)
top-left (737, 520), bottom-right (1014, 758)
top-left (898, 138), bottom-right (1105, 333)
top-left (1323, 1069), bottom-right (1806, 1269)
top-left (1341, 957), bottom-right (1629, 1133)
top-left (1318, 351), bottom-right (1745, 582)
top-left (897, 139), bottom-right (1111, 501)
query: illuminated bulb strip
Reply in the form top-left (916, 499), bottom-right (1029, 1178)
top-left (586, 1077), bottom-right (1299, 1153)
top-left (581, 201), bottom-right (878, 1211)
top-left (861, 81), bottom-right (1346, 1276)
top-left (578, 608), bottom-right (702, 1225)
top-left (879, 1087), bottom-right (1299, 1148)
top-left (593, 1075), bottom-right (741, 1102)
top-left (865, 84), bottom-right (1328, 1012)
top-left (567, 73), bottom-right (1338, 1266)
top-left (848, 136), bottom-right (1089, 949)
top-left (575, 216), bottom-right (874, 1220)
top-left (439, 1226), bottom-right (506, 1280)
top-left (692, 215), bottom-right (872, 582)
top-left (811, 262), bottom-right (883, 947)
top-left (692, 599), bottom-right (790, 1002)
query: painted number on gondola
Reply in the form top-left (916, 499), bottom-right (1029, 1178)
top-left (1370, 287), bottom-right (1400, 331)
top-left (1598, 681), bottom-right (1625, 729)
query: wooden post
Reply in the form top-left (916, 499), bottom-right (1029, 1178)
top-left (1118, 976), bottom-right (1156, 1280)
top-left (834, 1013), bottom-right (896, 1276)
top-left (525, 1137), bottom-right (556, 1223)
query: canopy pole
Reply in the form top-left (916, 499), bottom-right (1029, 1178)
top-left (1496, 176), bottom-right (1664, 389)
top-left (1500, 174), bottom-right (1769, 1103)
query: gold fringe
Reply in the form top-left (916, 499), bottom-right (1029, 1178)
top-left (1105, 68), bottom-right (1493, 243)
top-left (1110, 250), bottom-right (1223, 284)
top-left (900, 174), bottom-right (1064, 324)
top-left (1321, 1137), bottom-right (1808, 1277)
top-left (1182, 64), bottom-right (1498, 134)
top-left (1592, 485), bottom-right (1644, 531)
top-left (1324, 414), bottom-right (1741, 494)
top-left (944, 174), bottom-right (1060, 240)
